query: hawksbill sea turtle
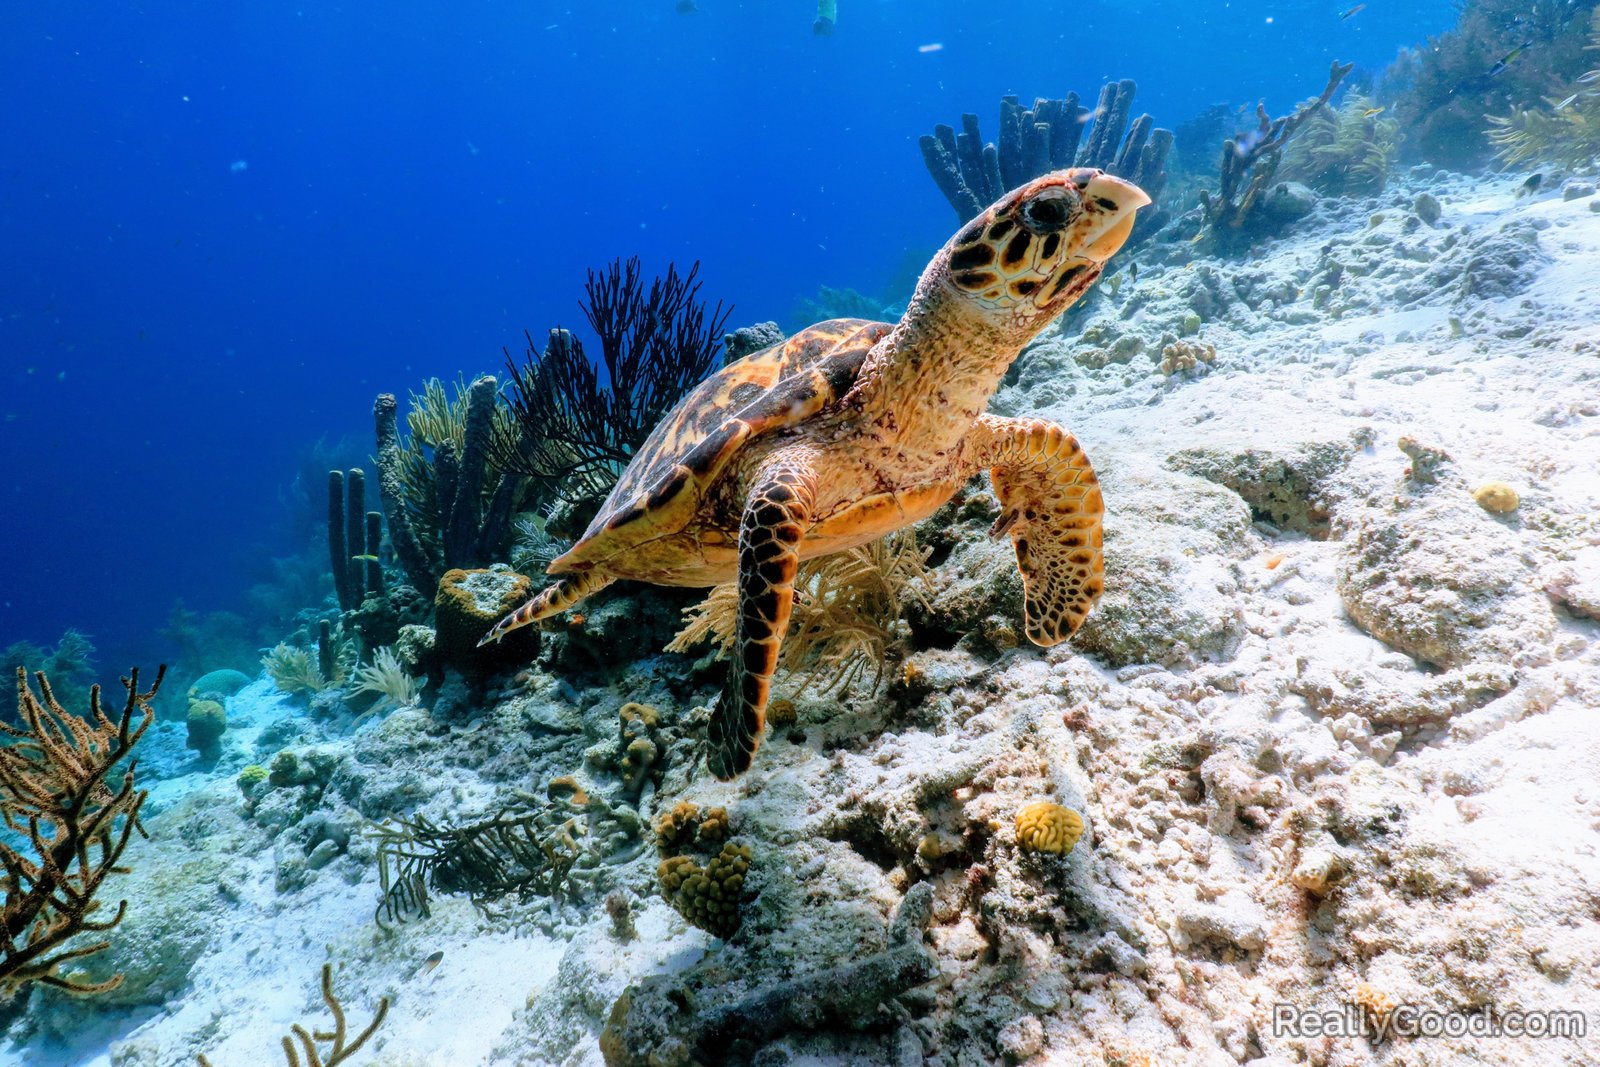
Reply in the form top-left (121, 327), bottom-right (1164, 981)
top-left (481, 169), bottom-right (1151, 779)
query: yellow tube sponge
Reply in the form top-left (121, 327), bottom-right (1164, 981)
top-left (1015, 801), bottom-right (1086, 855)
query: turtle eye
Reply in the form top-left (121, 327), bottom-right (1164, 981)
top-left (1020, 189), bottom-right (1076, 235)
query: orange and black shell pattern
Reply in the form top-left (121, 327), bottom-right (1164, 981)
top-left (571, 318), bottom-right (890, 546)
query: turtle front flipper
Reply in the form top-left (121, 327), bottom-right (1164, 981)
top-left (477, 571), bottom-right (617, 646)
top-left (968, 414), bottom-right (1104, 646)
top-left (706, 460), bottom-right (818, 779)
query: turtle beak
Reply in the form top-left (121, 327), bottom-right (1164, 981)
top-left (1076, 173), bottom-right (1151, 264)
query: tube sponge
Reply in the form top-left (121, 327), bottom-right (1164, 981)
top-left (1015, 801), bottom-right (1086, 855)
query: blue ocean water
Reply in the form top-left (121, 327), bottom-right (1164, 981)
top-left (1, 1), bottom-right (1455, 675)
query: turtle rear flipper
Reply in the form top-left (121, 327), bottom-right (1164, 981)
top-left (707, 459), bottom-right (817, 779)
top-left (971, 414), bottom-right (1104, 646)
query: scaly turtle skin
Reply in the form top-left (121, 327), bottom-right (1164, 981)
top-left (481, 169), bottom-right (1151, 778)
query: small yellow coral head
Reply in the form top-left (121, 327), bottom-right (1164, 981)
top-left (1015, 801), bottom-right (1086, 855)
top-left (1472, 481), bottom-right (1520, 514)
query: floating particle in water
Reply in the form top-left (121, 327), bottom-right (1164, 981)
top-left (917, 42), bottom-right (943, 53)
top-left (229, 159), bottom-right (248, 173)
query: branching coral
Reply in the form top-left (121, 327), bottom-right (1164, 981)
top-left (1199, 60), bottom-right (1354, 252)
top-left (1279, 93), bottom-right (1401, 196)
top-left (668, 531), bottom-right (934, 696)
top-left (920, 80), bottom-right (1172, 238)
top-left (488, 258), bottom-right (732, 512)
top-left (1488, 9), bottom-right (1600, 169)
top-left (373, 375), bottom-right (530, 597)
top-left (0, 666), bottom-right (161, 996)
top-left (349, 646), bottom-right (424, 711)
top-left (196, 962), bottom-right (389, 1067)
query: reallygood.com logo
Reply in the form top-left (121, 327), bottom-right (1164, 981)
top-left (1272, 1004), bottom-right (1589, 1043)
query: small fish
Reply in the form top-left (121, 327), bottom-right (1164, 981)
top-left (1339, 4), bottom-right (1366, 19)
top-left (1488, 43), bottom-right (1531, 78)
top-left (1516, 172), bottom-right (1543, 198)
top-left (1578, 71), bottom-right (1600, 85)
top-left (352, 554), bottom-right (381, 563)
top-left (1555, 93), bottom-right (1580, 111)
top-left (415, 951), bottom-right (443, 978)
top-left (917, 42), bottom-right (944, 53)
top-left (1129, 262), bottom-right (1138, 284)
top-left (1362, 106), bottom-right (1385, 118)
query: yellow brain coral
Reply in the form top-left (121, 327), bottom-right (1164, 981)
top-left (659, 843), bottom-right (751, 939)
top-left (1015, 801), bottom-right (1086, 855)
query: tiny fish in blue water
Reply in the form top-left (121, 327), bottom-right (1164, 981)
top-left (917, 42), bottom-right (944, 53)
top-left (1515, 173), bottom-right (1543, 198)
top-left (414, 950), bottom-right (444, 978)
top-left (1339, 5), bottom-right (1366, 20)
top-left (1363, 106), bottom-right (1385, 118)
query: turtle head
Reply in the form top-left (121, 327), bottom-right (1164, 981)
top-left (937, 169), bottom-right (1150, 337)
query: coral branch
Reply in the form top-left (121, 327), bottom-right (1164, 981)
top-left (196, 963), bottom-right (389, 1067)
top-left (0, 665), bottom-right (161, 997)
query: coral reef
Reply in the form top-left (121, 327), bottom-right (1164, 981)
top-left (433, 565), bottom-right (540, 675)
top-left (0, 666), bottom-right (160, 996)
top-left (488, 258), bottom-right (732, 523)
top-left (195, 962), bottom-right (389, 1067)
top-left (919, 80), bottom-right (1172, 238)
top-left (599, 882), bottom-right (936, 1065)
top-left (1278, 93), bottom-right (1401, 196)
top-left (721, 320), bottom-right (783, 364)
top-left (1488, 9), bottom-right (1600, 169)
top-left (1198, 60), bottom-right (1355, 252)
top-left (373, 375), bottom-right (527, 598)
top-left (1390, 0), bottom-right (1599, 169)
top-left (0, 631), bottom-right (97, 705)
top-left (1472, 480), bottom-right (1521, 513)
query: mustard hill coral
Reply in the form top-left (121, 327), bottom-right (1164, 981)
top-left (1015, 801), bottom-right (1086, 855)
top-left (1, 666), bottom-right (161, 996)
top-left (1160, 340), bottom-right (1217, 376)
top-left (658, 842), bottom-right (751, 940)
top-left (1473, 482), bottom-right (1521, 514)
top-left (652, 801), bottom-right (728, 851)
